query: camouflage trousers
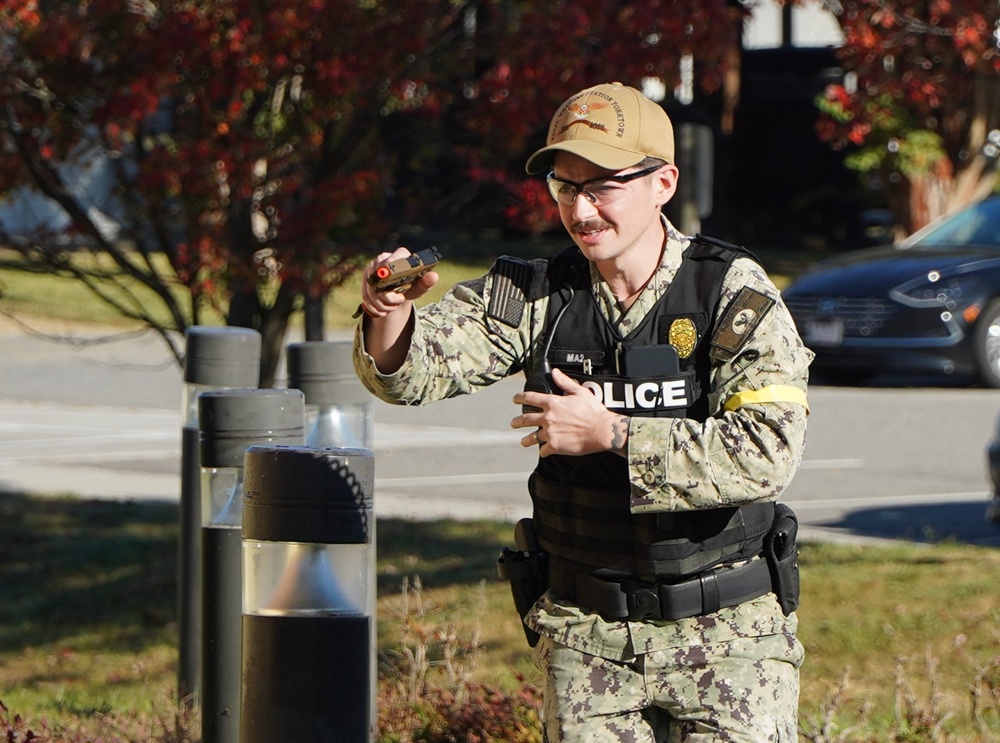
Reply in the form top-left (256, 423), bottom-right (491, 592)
top-left (532, 632), bottom-right (804, 742)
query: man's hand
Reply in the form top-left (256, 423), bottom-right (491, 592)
top-left (359, 248), bottom-right (439, 320)
top-left (511, 368), bottom-right (629, 458)
top-left (358, 248), bottom-right (439, 375)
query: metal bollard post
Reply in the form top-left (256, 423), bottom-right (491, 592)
top-left (286, 341), bottom-right (374, 449)
top-left (199, 389), bottom-right (305, 743)
top-left (179, 326), bottom-right (261, 703)
top-left (241, 445), bottom-right (376, 743)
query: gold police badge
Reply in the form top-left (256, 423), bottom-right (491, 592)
top-left (668, 317), bottom-right (697, 359)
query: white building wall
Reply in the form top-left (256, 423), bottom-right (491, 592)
top-left (743, 0), bottom-right (844, 49)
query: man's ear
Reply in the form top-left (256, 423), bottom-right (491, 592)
top-left (654, 164), bottom-right (680, 206)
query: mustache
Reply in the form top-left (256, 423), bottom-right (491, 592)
top-left (572, 219), bottom-right (613, 233)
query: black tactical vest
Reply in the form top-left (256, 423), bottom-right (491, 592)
top-left (522, 236), bottom-right (775, 581)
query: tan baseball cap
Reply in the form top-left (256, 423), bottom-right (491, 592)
top-left (525, 82), bottom-right (675, 174)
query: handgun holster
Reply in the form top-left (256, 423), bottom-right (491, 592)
top-left (764, 502), bottom-right (800, 615)
top-left (497, 518), bottom-right (548, 647)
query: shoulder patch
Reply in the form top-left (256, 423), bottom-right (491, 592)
top-left (711, 286), bottom-right (775, 360)
top-left (487, 256), bottom-right (534, 328)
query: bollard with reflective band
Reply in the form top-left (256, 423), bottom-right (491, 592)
top-left (199, 389), bottom-right (304, 743)
top-left (241, 445), bottom-right (376, 743)
top-left (178, 326), bottom-right (261, 703)
top-left (286, 341), bottom-right (373, 449)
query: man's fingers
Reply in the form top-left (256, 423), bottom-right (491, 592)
top-left (550, 367), bottom-right (585, 392)
top-left (511, 411), bottom-right (543, 430)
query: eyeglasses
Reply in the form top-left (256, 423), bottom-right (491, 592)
top-left (545, 165), bottom-right (662, 207)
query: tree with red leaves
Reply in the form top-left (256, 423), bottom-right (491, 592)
top-left (0, 0), bottom-right (743, 383)
top-left (815, 0), bottom-right (1000, 234)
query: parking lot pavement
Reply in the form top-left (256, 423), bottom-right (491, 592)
top-left (0, 397), bottom-right (536, 521)
top-left (0, 317), bottom-right (533, 519)
top-left (0, 400), bottom-right (181, 501)
top-left (5, 317), bottom-right (1000, 543)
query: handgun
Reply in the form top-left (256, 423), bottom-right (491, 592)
top-left (369, 247), bottom-right (442, 293)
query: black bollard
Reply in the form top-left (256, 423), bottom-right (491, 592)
top-left (199, 389), bottom-right (305, 743)
top-left (286, 340), bottom-right (374, 449)
top-left (178, 326), bottom-right (261, 703)
top-left (241, 445), bottom-right (376, 743)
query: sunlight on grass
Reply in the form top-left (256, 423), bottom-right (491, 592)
top-left (0, 248), bottom-right (222, 329)
top-left (3, 493), bottom-right (1000, 739)
top-left (1, 243), bottom-right (801, 332)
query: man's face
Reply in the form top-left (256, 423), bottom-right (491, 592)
top-left (551, 152), bottom-right (677, 266)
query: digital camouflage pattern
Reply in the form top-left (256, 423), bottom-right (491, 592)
top-left (532, 628), bottom-right (802, 742)
top-left (354, 221), bottom-right (812, 523)
top-left (353, 218), bottom-right (812, 741)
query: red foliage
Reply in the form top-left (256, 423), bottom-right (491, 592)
top-left (0, 0), bottom-right (741, 307)
top-left (504, 180), bottom-right (561, 236)
top-left (816, 0), bottom-right (1000, 228)
top-left (818, 0), bottom-right (1000, 155)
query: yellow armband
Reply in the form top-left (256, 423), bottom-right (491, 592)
top-left (724, 385), bottom-right (809, 414)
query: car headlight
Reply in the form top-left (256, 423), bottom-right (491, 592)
top-left (890, 271), bottom-right (979, 309)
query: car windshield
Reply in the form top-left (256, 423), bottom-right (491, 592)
top-left (912, 197), bottom-right (1000, 249)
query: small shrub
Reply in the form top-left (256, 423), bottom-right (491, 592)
top-left (379, 680), bottom-right (541, 743)
top-left (2, 697), bottom-right (57, 742)
top-left (377, 576), bottom-right (542, 743)
top-left (0, 697), bottom-right (198, 743)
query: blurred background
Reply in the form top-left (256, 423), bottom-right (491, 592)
top-left (4, 0), bottom-right (996, 384)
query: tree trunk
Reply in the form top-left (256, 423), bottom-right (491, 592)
top-left (884, 158), bottom-right (953, 235)
top-left (905, 167), bottom-right (951, 233)
top-left (899, 155), bottom-right (999, 235)
top-left (304, 295), bottom-right (325, 341)
top-left (946, 156), bottom-right (999, 217)
top-left (258, 284), bottom-right (296, 388)
top-left (227, 282), bottom-right (298, 388)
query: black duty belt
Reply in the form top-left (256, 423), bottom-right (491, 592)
top-left (547, 556), bottom-right (773, 622)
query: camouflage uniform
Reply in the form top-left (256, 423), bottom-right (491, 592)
top-left (354, 219), bottom-right (812, 742)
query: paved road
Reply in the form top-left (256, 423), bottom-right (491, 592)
top-left (0, 316), bottom-right (538, 522)
top-left (3, 315), bottom-right (1000, 546)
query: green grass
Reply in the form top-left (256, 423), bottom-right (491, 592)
top-left (0, 241), bottom-right (529, 333)
top-left (0, 249), bottom-right (505, 332)
top-left (0, 240), bottom-right (810, 334)
top-left (3, 493), bottom-right (1000, 741)
top-left (795, 542), bottom-right (1000, 739)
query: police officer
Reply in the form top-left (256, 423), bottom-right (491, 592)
top-left (354, 82), bottom-right (813, 742)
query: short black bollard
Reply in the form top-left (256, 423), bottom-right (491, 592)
top-left (286, 340), bottom-right (374, 449)
top-left (241, 445), bottom-right (376, 743)
top-left (199, 389), bottom-right (305, 743)
top-left (178, 326), bottom-right (261, 703)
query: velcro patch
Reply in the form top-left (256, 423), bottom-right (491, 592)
top-left (711, 287), bottom-right (775, 360)
top-left (487, 257), bottom-right (533, 328)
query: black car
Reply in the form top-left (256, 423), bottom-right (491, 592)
top-left (783, 195), bottom-right (1000, 387)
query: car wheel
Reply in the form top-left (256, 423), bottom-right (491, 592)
top-left (974, 299), bottom-right (1000, 388)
